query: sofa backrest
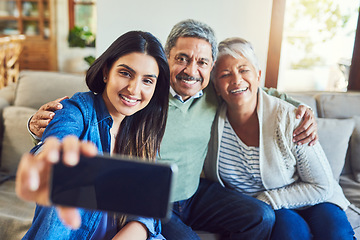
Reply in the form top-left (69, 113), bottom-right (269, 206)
top-left (14, 70), bottom-right (89, 109)
top-left (315, 92), bottom-right (360, 118)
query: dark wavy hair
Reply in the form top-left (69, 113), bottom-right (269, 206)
top-left (85, 31), bottom-right (170, 161)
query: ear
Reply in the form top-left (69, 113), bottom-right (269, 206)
top-left (102, 67), bottom-right (108, 83)
top-left (210, 60), bottom-right (216, 72)
top-left (257, 70), bottom-right (262, 82)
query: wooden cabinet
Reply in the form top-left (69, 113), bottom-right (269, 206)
top-left (0, 0), bottom-right (57, 71)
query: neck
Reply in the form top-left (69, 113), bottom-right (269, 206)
top-left (226, 95), bottom-right (258, 126)
top-left (226, 96), bottom-right (259, 147)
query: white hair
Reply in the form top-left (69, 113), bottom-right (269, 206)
top-left (217, 37), bottom-right (260, 73)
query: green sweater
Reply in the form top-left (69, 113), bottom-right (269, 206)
top-left (158, 85), bottom-right (218, 202)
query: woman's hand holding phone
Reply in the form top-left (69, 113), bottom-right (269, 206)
top-left (15, 135), bottom-right (98, 229)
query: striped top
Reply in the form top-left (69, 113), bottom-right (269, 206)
top-left (218, 118), bottom-right (265, 196)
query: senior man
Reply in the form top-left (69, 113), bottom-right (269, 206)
top-left (28, 19), bottom-right (317, 239)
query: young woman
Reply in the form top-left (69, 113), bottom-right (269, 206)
top-left (204, 37), bottom-right (355, 239)
top-left (16, 31), bottom-right (170, 240)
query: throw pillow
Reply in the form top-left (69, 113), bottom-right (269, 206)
top-left (0, 106), bottom-right (36, 174)
top-left (317, 118), bottom-right (355, 181)
top-left (351, 116), bottom-right (360, 182)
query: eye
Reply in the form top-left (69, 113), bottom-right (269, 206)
top-left (119, 70), bottom-right (131, 78)
top-left (219, 72), bottom-right (231, 79)
top-left (143, 78), bottom-right (154, 85)
top-left (175, 55), bottom-right (188, 64)
top-left (240, 69), bottom-right (250, 74)
top-left (198, 60), bottom-right (209, 68)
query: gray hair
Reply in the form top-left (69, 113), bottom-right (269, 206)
top-left (217, 37), bottom-right (260, 73)
top-left (165, 19), bottom-right (218, 62)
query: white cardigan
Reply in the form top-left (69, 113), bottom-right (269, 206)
top-left (204, 88), bottom-right (350, 210)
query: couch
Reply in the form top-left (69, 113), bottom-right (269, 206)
top-left (0, 70), bottom-right (359, 239)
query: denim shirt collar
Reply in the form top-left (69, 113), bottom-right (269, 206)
top-left (93, 93), bottom-right (113, 127)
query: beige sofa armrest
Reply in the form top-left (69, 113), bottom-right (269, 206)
top-left (0, 82), bottom-right (17, 146)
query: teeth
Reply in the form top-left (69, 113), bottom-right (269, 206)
top-left (231, 87), bottom-right (248, 94)
top-left (183, 79), bottom-right (197, 85)
top-left (121, 95), bottom-right (137, 103)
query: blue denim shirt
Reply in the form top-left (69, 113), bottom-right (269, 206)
top-left (23, 92), bottom-right (164, 240)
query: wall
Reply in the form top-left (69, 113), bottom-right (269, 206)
top-left (96, 0), bottom-right (273, 82)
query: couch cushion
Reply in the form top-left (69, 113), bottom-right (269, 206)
top-left (351, 116), bottom-right (360, 182)
top-left (317, 118), bottom-right (354, 181)
top-left (345, 204), bottom-right (360, 237)
top-left (0, 106), bottom-right (36, 174)
top-left (315, 92), bottom-right (360, 118)
top-left (14, 70), bottom-right (89, 109)
top-left (0, 180), bottom-right (35, 240)
top-left (340, 174), bottom-right (360, 208)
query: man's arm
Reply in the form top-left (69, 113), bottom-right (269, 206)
top-left (263, 87), bottom-right (318, 146)
top-left (28, 96), bottom-right (68, 144)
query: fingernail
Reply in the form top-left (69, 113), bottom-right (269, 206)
top-left (49, 113), bottom-right (55, 118)
top-left (29, 168), bottom-right (39, 191)
top-left (65, 152), bottom-right (78, 166)
top-left (57, 104), bottom-right (63, 109)
top-left (48, 150), bottom-right (59, 163)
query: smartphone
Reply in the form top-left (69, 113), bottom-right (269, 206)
top-left (50, 153), bottom-right (177, 219)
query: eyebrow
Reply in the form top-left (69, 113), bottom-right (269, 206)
top-left (144, 74), bottom-right (158, 79)
top-left (219, 64), bottom-right (247, 72)
top-left (238, 64), bottom-right (248, 68)
top-left (176, 53), bottom-right (210, 63)
top-left (117, 64), bottom-right (158, 79)
top-left (117, 64), bottom-right (135, 74)
top-left (199, 57), bottom-right (210, 63)
top-left (176, 53), bottom-right (189, 58)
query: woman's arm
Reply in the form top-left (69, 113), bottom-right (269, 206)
top-left (112, 221), bottom-right (148, 240)
top-left (112, 217), bottom-right (164, 240)
top-left (256, 142), bottom-right (334, 210)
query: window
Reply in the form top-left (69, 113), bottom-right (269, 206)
top-left (266, 0), bottom-right (360, 92)
top-left (68, 0), bottom-right (96, 33)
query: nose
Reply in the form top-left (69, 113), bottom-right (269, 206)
top-left (231, 73), bottom-right (243, 85)
top-left (183, 60), bottom-right (198, 76)
top-left (127, 78), bottom-right (141, 95)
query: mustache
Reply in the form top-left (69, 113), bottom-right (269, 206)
top-left (176, 74), bottom-right (203, 82)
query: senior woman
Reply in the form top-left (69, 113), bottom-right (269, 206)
top-left (203, 37), bottom-right (355, 240)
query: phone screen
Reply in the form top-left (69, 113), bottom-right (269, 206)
top-left (50, 154), bottom-right (176, 219)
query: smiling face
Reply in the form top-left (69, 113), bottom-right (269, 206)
top-left (168, 37), bottom-right (214, 101)
top-left (214, 54), bottom-right (261, 110)
top-left (102, 52), bottom-right (158, 123)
